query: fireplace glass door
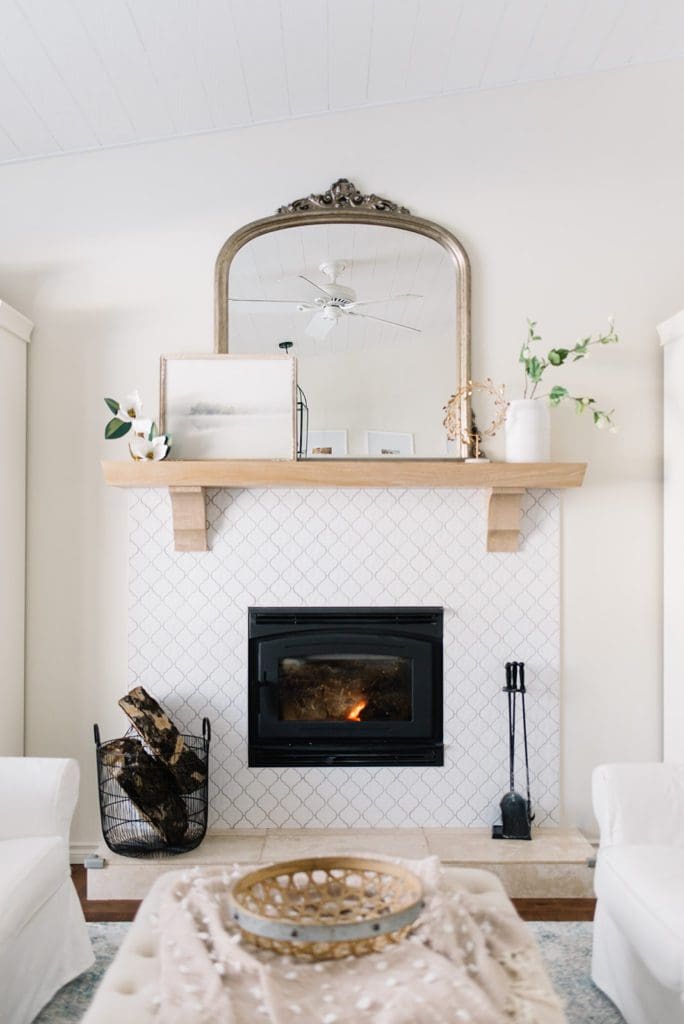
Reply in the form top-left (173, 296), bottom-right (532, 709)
top-left (248, 608), bottom-right (443, 766)
top-left (279, 654), bottom-right (412, 723)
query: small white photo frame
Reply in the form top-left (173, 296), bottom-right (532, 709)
top-left (160, 354), bottom-right (296, 460)
top-left (307, 429), bottom-right (348, 458)
top-left (365, 430), bottom-right (414, 457)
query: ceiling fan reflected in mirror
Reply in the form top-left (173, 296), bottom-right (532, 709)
top-left (231, 261), bottom-right (423, 341)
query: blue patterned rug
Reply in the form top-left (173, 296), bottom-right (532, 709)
top-left (35, 921), bottom-right (624, 1023)
top-left (529, 923), bottom-right (624, 1023)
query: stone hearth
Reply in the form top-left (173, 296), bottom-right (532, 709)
top-left (87, 827), bottom-right (593, 901)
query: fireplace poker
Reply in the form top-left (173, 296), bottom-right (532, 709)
top-left (492, 660), bottom-right (533, 841)
top-left (519, 662), bottom-right (535, 826)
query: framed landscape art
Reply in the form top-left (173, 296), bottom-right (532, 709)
top-left (160, 354), bottom-right (296, 460)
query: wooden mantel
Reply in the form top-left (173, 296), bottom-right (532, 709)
top-left (102, 459), bottom-right (586, 553)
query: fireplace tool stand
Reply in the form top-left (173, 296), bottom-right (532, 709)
top-left (492, 661), bottom-right (535, 841)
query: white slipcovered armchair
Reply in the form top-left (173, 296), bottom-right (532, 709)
top-left (592, 762), bottom-right (684, 1024)
top-left (0, 757), bottom-right (94, 1024)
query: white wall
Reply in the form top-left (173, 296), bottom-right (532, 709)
top-left (659, 312), bottom-right (684, 761)
top-left (0, 303), bottom-right (31, 755)
top-left (0, 59), bottom-right (675, 843)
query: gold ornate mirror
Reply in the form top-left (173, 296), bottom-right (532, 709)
top-left (215, 179), bottom-right (471, 458)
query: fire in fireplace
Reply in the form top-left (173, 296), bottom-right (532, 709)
top-left (278, 654), bottom-right (412, 723)
top-left (248, 607), bottom-right (443, 766)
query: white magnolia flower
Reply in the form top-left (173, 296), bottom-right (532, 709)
top-left (131, 417), bottom-right (153, 438)
top-left (129, 434), bottom-right (169, 461)
top-left (123, 390), bottom-right (143, 420)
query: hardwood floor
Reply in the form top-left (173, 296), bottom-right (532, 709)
top-left (72, 865), bottom-right (140, 923)
top-left (71, 865), bottom-right (595, 923)
top-left (512, 897), bottom-right (595, 921)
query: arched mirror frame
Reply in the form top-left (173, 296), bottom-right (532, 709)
top-left (214, 179), bottom-right (472, 458)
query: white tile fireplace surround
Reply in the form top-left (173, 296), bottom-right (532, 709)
top-left (128, 486), bottom-right (560, 829)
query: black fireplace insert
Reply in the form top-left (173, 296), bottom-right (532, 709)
top-left (248, 607), bottom-right (443, 766)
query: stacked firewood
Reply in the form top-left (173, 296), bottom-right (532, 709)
top-left (99, 687), bottom-right (207, 845)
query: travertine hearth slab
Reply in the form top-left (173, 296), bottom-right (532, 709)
top-left (87, 827), bottom-right (593, 901)
top-left (261, 827), bottom-right (430, 862)
top-left (424, 826), bottom-right (591, 862)
top-left (425, 827), bottom-right (595, 898)
top-left (88, 832), bottom-right (266, 900)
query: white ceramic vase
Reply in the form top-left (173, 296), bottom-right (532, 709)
top-left (505, 399), bottom-right (550, 462)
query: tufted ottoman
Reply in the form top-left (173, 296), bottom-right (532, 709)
top-left (83, 861), bottom-right (564, 1023)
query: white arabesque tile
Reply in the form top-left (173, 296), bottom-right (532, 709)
top-left (128, 487), bottom-right (560, 828)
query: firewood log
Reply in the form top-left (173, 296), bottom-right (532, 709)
top-left (100, 737), bottom-right (189, 845)
top-left (118, 686), bottom-right (207, 794)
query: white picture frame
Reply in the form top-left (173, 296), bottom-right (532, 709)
top-left (365, 431), bottom-right (415, 457)
top-left (160, 354), bottom-right (296, 460)
top-left (306, 429), bottom-right (348, 458)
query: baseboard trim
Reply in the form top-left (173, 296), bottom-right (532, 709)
top-left (71, 842), bottom-right (101, 864)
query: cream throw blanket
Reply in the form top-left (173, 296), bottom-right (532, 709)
top-left (158, 858), bottom-right (566, 1024)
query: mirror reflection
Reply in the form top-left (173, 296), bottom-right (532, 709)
top-left (227, 222), bottom-right (458, 458)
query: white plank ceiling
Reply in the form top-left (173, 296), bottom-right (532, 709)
top-left (0, 0), bottom-right (682, 164)
top-left (228, 222), bottom-right (455, 354)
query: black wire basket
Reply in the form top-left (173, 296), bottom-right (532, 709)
top-left (94, 718), bottom-right (211, 858)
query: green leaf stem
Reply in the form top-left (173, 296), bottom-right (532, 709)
top-left (520, 318), bottom-right (619, 409)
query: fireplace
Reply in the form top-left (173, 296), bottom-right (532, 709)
top-left (248, 607), bottom-right (443, 766)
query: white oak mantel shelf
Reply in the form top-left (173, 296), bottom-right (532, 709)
top-left (102, 459), bottom-right (586, 554)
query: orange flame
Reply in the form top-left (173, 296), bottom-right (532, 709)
top-left (346, 699), bottom-right (367, 722)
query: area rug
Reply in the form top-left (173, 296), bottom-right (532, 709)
top-left (34, 921), bottom-right (624, 1023)
top-left (529, 923), bottom-right (624, 1024)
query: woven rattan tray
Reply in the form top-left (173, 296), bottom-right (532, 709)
top-left (227, 856), bottom-right (425, 960)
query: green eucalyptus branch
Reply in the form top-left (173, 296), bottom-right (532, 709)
top-left (518, 318), bottom-right (619, 425)
top-left (543, 386), bottom-right (616, 430)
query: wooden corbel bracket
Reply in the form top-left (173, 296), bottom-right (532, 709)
top-left (487, 487), bottom-right (525, 552)
top-left (169, 486), bottom-right (208, 552)
top-left (102, 460), bottom-right (586, 554)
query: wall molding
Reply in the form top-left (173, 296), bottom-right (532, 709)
top-left (0, 300), bottom-right (32, 343)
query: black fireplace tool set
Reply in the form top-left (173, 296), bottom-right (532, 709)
top-left (492, 661), bottom-right (535, 841)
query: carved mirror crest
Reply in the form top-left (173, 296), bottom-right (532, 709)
top-left (215, 179), bottom-right (471, 458)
